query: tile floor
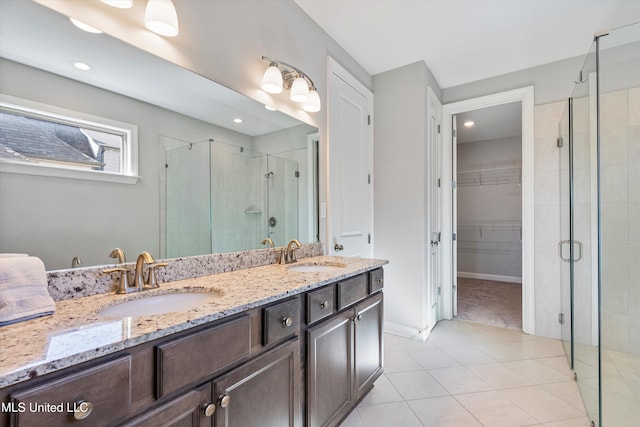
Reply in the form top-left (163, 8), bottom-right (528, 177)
top-left (341, 320), bottom-right (591, 427)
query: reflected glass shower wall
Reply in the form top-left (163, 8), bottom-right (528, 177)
top-left (560, 21), bottom-right (640, 427)
top-left (166, 139), bottom-right (299, 257)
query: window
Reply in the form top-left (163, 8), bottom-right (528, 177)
top-left (0, 94), bottom-right (138, 183)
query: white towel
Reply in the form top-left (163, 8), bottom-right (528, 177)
top-left (0, 256), bottom-right (56, 326)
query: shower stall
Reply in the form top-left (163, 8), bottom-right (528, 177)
top-left (559, 22), bottom-right (640, 426)
top-left (165, 138), bottom-right (313, 257)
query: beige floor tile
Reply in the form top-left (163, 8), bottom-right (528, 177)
top-left (428, 366), bottom-right (493, 394)
top-left (407, 347), bottom-right (461, 370)
top-left (476, 342), bottom-right (533, 361)
top-left (387, 371), bottom-right (449, 400)
top-left (541, 381), bottom-right (588, 411)
top-left (384, 333), bottom-right (433, 351)
top-left (502, 385), bottom-right (587, 423)
top-left (357, 374), bottom-right (404, 406)
top-left (440, 344), bottom-right (497, 366)
top-left (543, 417), bottom-right (592, 427)
top-left (356, 402), bottom-right (423, 427)
top-left (455, 390), bottom-right (539, 427)
top-left (383, 350), bottom-right (423, 373)
top-left (408, 396), bottom-right (482, 426)
top-left (504, 359), bottom-right (573, 384)
top-left (468, 362), bottom-right (535, 389)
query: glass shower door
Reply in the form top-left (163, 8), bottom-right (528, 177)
top-left (265, 155), bottom-right (299, 247)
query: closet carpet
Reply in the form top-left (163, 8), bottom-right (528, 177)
top-left (455, 278), bottom-right (522, 330)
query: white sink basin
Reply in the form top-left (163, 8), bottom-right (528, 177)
top-left (98, 291), bottom-right (222, 318)
top-left (287, 262), bottom-right (346, 273)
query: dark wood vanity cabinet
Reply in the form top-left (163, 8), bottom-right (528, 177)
top-left (2, 267), bottom-right (383, 427)
top-left (307, 270), bottom-right (384, 427)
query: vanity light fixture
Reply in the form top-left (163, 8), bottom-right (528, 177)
top-left (261, 56), bottom-right (321, 112)
top-left (264, 105), bottom-right (277, 111)
top-left (69, 18), bottom-right (103, 34)
top-left (144, 0), bottom-right (179, 37)
top-left (100, 0), bottom-right (133, 8)
top-left (464, 121), bottom-right (475, 127)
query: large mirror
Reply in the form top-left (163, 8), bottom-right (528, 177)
top-left (0, 0), bottom-right (319, 270)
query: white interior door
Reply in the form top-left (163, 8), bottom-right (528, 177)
top-left (452, 115), bottom-right (458, 316)
top-left (328, 58), bottom-right (373, 258)
top-left (428, 88), bottom-right (442, 324)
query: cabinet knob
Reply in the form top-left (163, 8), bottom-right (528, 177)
top-left (219, 394), bottom-right (231, 408)
top-left (203, 403), bottom-right (216, 417)
top-left (72, 400), bottom-right (94, 421)
top-left (376, 278), bottom-right (383, 285)
top-left (282, 316), bottom-right (293, 327)
top-left (320, 300), bottom-right (329, 309)
top-left (354, 314), bottom-right (363, 323)
top-left (334, 243), bottom-right (344, 252)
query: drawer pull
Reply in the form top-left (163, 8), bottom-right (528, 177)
top-left (354, 314), bottom-right (363, 323)
top-left (282, 317), bottom-right (293, 327)
top-left (203, 403), bottom-right (216, 417)
top-left (376, 278), bottom-right (383, 285)
top-left (219, 394), bottom-right (231, 408)
top-left (320, 300), bottom-right (329, 309)
top-left (72, 400), bottom-right (94, 421)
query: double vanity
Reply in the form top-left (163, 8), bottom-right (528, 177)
top-left (0, 253), bottom-right (386, 427)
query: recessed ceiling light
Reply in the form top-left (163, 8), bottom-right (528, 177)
top-left (463, 121), bottom-right (475, 127)
top-left (233, 118), bottom-right (243, 124)
top-left (69, 18), bottom-right (103, 34)
top-left (264, 105), bottom-right (277, 111)
top-left (73, 61), bottom-right (91, 71)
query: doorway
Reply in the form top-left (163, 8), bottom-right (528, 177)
top-left (454, 102), bottom-right (523, 330)
top-left (440, 86), bottom-right (535, 335)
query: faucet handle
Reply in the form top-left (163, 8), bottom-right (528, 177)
top-left (102, 267), bottom-right (130, 294)
top-left (145, 262), bottom-right (168, 289)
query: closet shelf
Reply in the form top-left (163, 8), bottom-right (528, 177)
top-left (457, 167), bottom-right (521, 187)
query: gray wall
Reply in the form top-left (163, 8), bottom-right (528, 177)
top-left (373, 61), bottom-right (439, 334)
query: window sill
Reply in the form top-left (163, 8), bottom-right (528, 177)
top-left (0, 161), bottom-right (140, 184)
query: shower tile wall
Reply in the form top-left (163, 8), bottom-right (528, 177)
top-left (601, 86), bottom-right (640, 355)
top-left (533, 100), bottom-right (566, 339)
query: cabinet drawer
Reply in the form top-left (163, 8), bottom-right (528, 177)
top-left (306, 285), bottom-right (335, 325)
top-left (336, 274), bottom-right (368, 310)
top-left (11, 355), bottom-right (132, 427)
top-left (263, 297), bottom-right (301, 346)
top-left (156, 316), bottom-right (250, 398)
top-left (369, 268), bottom-right (384, 293)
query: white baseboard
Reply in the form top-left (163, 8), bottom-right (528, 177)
top-left (458, 272), bottom-right (522, 284)
top-left (383, 320), bottom-right (434, 342)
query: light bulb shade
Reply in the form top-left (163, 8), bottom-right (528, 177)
top-left (303, 89), bottom-right (321, 112)
top-left (261, 65), bottom-right (283, 94)
top-left (100, 0), bottom-right (133, 8)
top-left (145, 0), bottom-right (179, 37)
top-left (290, 77), bottom-right (309, 103)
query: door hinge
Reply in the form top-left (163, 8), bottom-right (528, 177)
top-left (437, 178), bottom-right (441, 188)
top-left (368, 233), bottom-right (371, 244)
top-left (367, 114), bottom-right (371, 126)
top-left (452, 129), bottom-right (456, 138)
top-left (452, 181), bottom-right (457, 189)
top-left (294, 170), bottom-right (300, 178)
top-left (452, 233), bottom-right (457, 241)
top-left (437, 286), bottom-right (441, 296)
top-left (557, 137), bottom-right (563, 148)
top-left (558, 313), bottom-right (565, 324)
top-left (437, 124), bottom-right (441, 134)
top-left (368, 173), bottom-right (371, 184)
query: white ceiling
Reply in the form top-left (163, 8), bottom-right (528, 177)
top-left (294, 0), bottom-right (640, 88)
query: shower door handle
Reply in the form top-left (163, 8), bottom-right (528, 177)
top-left (558, 240), bottom-right (583, 262)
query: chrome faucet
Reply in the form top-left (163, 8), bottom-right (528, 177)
top-left (109, 248), bottom-right (126, 264)
top-left (261, 237), bottom-right (275, 248)
top-left (282, 239), bottom-right (301, 264)
top-left (71, 256), bottom-right (82, 268)
top-left (134, 251), bottom-right (155, 291)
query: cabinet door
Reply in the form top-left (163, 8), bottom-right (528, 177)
top-left (307, 310), bottom-right (354, 427)
top-left (213, 339), bottom-right (300, 427)
top-left (354, 292), bottom-right (383, 401)
top-left (122, 384), bottom-right (212, 427)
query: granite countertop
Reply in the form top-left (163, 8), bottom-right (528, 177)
top-left (0, 256), bottom-right (387, 389)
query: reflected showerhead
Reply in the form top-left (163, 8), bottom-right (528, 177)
top-left (265, 171), bottom-right (274, 178)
